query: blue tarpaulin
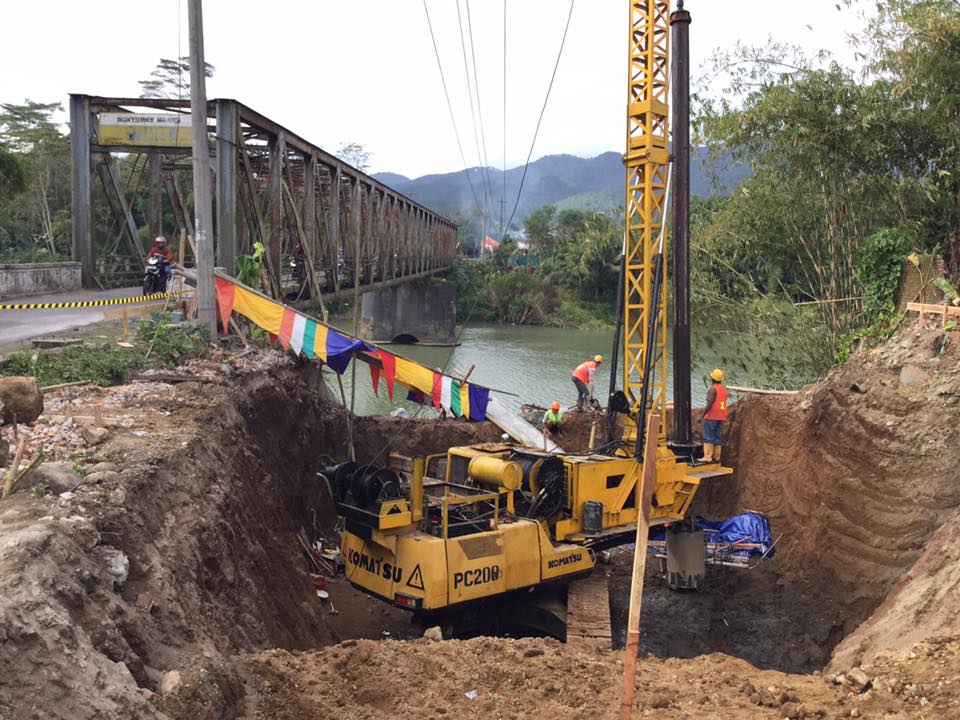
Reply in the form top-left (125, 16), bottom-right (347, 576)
top-left (650, 512), bottom-right (774, 558)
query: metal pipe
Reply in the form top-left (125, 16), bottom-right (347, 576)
top-left (606, 251), bottom-right (627, 443)
top-left (670, 2), bottom-right (694, 458)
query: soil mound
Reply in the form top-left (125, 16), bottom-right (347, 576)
top-left (702, 323), bottom-right (960, 637)
top-left (243, 635), bottom-right (960, 719)
top-left (830, 507), bottom-right (960, 671)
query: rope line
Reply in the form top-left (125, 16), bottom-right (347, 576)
top-left (422, 0), bottom-right (486, 221)
top-left (504, 0), bottom-right (576, 235)
top-left (465, 0), bottom-right (496, 226)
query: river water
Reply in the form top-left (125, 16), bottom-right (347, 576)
top-left (329, 322), bottom-right (754, 417)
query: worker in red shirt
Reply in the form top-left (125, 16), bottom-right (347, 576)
top-left (702, 368), bottom-right (728, 462)
top-left (572, 355), bottom-right (603, 411)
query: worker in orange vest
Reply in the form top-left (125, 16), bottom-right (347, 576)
top-left (702, 368), bottom-right (728, 462)
top-left (572, 355), bottom-right (603, 411)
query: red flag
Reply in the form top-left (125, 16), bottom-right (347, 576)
top-left (369, 363), bottom-right (381, 395)
top-left (214, 277), bottom-right (235, 333)
top-left (268, 333), bottom-right (277, 346)
top-left (278, 308), bottom-right (296, 351)
top-left (431, 371), bottom-right (442, 410)
top-left (377, 350), bottom-right (397, 400)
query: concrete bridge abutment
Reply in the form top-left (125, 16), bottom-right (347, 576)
top-left (360, 279), bottom-right (456, 345)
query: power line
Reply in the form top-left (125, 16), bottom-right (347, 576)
top-left (465, 0), bottom-right (496, 225)
top-left (501, 0), bottom-right (507, 240)
top-left (422, 0), bottom-right (485, 221)
top-left (504, 0), bottom-right (576, 235)
top-left (455, 0), bottom-right (493, 227)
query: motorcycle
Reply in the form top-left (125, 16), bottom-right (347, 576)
top-left (143, 255), bottom-right (169, 295)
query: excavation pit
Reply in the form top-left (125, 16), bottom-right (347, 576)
top-left (3, 322), bottom-right (960, 718)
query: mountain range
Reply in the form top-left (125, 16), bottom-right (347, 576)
top-left (375, 149), bottom-right (749, 235)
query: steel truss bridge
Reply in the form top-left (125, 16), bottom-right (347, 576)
top-left (70, 95), bottom-right (457, 304)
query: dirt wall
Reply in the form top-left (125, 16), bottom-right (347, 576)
top-left (701, 324), bottom-right (960, 636)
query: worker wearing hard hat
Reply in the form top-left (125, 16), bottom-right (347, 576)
top-left (572, 355), bottom-right (603, 411)
top-left (542, 401), bottom-right (566, 449)
top-left (702, 368), bottom-right (729, 463)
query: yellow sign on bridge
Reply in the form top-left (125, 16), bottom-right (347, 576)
top-left (98, 113), bottom-right (192, 148)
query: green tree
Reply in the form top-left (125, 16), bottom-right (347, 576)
top-left (858, 0), bottom-right (960, 274)
top-left (139, 57), bottom-right (215, 99)
top-left (523, 205), bottom-right (557, 253)
top-left (336, 142), bottom-right (371, 172)
top-left (0, 145), bottom-right (25, 197)
top-left (0, 100), bottom-right (69, 255)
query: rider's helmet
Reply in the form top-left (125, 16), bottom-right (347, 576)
top-left (154, 236), bottom-right (166, 246)
top-left (551, 401), bottom-right (561, 411)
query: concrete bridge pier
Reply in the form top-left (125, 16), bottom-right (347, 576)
top-left (360, 279), bottom-right (456, 345)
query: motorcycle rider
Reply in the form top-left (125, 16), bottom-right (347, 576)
top-left (146, 236), bottom-right (174, 288)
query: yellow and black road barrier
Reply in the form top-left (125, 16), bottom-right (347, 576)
top-left (0, 290), bottom-right (187, 311)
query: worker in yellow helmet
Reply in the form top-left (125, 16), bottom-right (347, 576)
top-left (702, 368), bottom-right (728, 463)
top-left (542, 401), bottom-right (565, 450)
top-left (572, 355), bottom-right (604, 411)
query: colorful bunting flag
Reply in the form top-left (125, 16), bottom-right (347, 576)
top-left (395, 357), bottom-right (435, 396)
top-left (278, 308), bottom-right (296, 351)
top-left (468, 385), bottom-right (490, 422)
top-left (450, 378), bottom-right (462, 417)
top-left (214, 277), bottom-right (235, 332)
top-left (290, 313), bottom-right (307, 355)
top-left (232, 285), bottom-right (284, 335)
top-left (213, 275), bottom-right (492, 418)
top-left (325, 330), bottom-right (370, 374)
top-left (378, 350), bottom-right (396, 400)
top-left (303, 319), bottom-right (318, 359)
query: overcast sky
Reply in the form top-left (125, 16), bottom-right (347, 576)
top-left (3, 1), bottom-right (870, 178)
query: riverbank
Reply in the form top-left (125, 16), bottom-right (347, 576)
top-left (447, 259), bottom-right (616, 329)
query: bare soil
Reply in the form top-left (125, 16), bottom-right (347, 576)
top-left (2, 321), bottom-right (960, 719)
top-left (243, 636), bottom-right (960, 720)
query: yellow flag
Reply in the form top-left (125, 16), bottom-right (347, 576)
top-left (232, 286), bottom-right (284, 335)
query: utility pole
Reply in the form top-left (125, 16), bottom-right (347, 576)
top-left (188, 0), bottom-right (216, 335)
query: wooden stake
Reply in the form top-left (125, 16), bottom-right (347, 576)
top-left (40, 381), bottom-right (90, 393)
top-left (2, 439), bottom-right (27, 499)
top-left (618, 413), bottom-right (660, 720)
top-left (178, 228), bottom-right (187, 295)
top-left (337, 372), bottom-right (356, 462)
top-left (727, 385), bottom-right (799, 396)
top-left (229, 317), bottom-right (249, 347)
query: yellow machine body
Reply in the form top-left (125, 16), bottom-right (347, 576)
top-left (337, 443), bottom-right (725, 611)
top-left (342, 516), bottom-right (592, 611)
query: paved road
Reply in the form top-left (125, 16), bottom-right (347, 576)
top-left (0, 287), bottom-right (144, 350)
